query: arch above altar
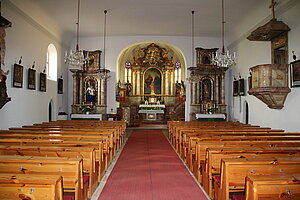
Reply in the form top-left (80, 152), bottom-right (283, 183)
top-left (116, 42), bottom-right (186, 124)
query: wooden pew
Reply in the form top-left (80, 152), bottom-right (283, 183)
top-left (195, 140), bottom-right (300, 183)
top-left (0, 155), bottom-right (84, 200)
top-left (186, 134), bottom-right (300, 173)
top-left (0, 174), bottom-right (63, 200)
top-left (0, 129), bottom-right (114, 164)
top-left (10, 127), bottom-right (123, 152)
top-left (0, 138), bottom-right (105, 181)
top-left (203, 147), bottom-right (300, 198)
top-left (180, 129), bottom-right (286, 157)
top-left (245, 174), bottom-right (300, 200)
top-left (214, 157), bottom-right (300, 200)
top-left (0, 131), bottom-right (112, 170)
top-left (0, 145), bottom-right (97, 198)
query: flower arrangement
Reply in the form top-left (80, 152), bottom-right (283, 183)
top-left (80, 103), bottom-right (95, 113)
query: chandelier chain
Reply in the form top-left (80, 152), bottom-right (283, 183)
top-left (65, 0), bottom-right (89, 68)
top-left (191, 10), bottom-right (195, 67)
top-left (211, 0), bottom-right (236, 68)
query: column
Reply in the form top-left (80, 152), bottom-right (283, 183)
top-left (214, 76), bottom-right (218, 104)
top-left (100, 78), bottom-right (105, 105)
top-left (196, 81), bottom-right (199, 104)
top-left (165, 70), bottom-right (169, 95)
top-left (170, 71), bottom-right (174, 95)
top-left (72, 74), bottom-right (77, 104)
top-left (79, 76), bottom-right (83, 104)
top-left (221, 74), bottom-right (225, 104)
top-left (132, 70), bottom-right (136, 95)
top-left (136, 70), bottom-right (141, 95)
top-left (192, 81), bottom-right (196, 104)
top-left (97, 79), bottom-right (101, 105)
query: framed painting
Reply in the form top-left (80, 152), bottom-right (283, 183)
top-left (39, 73), bottom-right (46, 92)
top-left (58, 78), bottom-right (63, 94)
top-left (290, 60), bottom-right (300, 87)
top-left (238, 78), bottom-right (245, 96)
top-left (13, 64), bottom-right (23, 88)
top-left (144, 68), bottom-right (161, 94)
top-left (233, 80), bottom-right (238, 96)
top-left (84, 50), bottom-right (101, 72)
top-left (27, 68), bottom-right (36, 90)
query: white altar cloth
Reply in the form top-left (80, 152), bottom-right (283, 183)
top-left (196, 113), bottom-right (226, 119)
top-left (71, 114), bottom-right (102, 120)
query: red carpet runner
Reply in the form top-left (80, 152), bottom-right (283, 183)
top-left (98, 130), bottom-right (208, 200)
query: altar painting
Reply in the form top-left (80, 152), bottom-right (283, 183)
top-left (144, 68), bottom-right (161, 94)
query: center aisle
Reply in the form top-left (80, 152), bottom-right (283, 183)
top-left (98, 130), bottom-right (208, 200)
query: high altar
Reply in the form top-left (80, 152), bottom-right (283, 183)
top-left (116, 43), bottom-right (186, 125)
top-left (70, 50), bottom-right (109, 116)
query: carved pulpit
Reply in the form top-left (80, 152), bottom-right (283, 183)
top-left (247, 0), bottom-right (291, 109)
top-left (188, 48), bottom-right (227, 120)
top-left (70, 50), bottom-right (110, 115)
top-left (0, 3), bottom-right (12, 109)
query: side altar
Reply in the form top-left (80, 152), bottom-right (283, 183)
top-left (188, 48), bottom-right (227, 120)
top-left (70, 50), bottom-right (110, 116)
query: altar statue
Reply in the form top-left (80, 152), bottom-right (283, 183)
top-left (86, 81), bottom-right (96, 103)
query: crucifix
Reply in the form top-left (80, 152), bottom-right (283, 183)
top-left (269, 0), bottom-right (277, 19)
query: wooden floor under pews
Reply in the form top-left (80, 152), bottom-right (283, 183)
top-left (168, 121), bottom-right (300, 200)
top-left (0, 120), bottom-right (126, 200)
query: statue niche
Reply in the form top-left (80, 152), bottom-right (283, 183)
top-left (85, 78), bottom-right (97, 103)
top-left (144, 68), bottom-right (161, 95)
top-left (202, 77), bottom-right (213, 102)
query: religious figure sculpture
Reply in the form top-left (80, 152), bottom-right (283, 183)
top-left (86, 81), bottom-right (96, 103)
top-left (0, 70), bottom-right (8, 98)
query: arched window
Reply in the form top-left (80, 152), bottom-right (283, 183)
top-left (46, 44), bottom-right (57, 81)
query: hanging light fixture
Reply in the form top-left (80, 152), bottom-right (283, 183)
top-left (188, 10), bottom-right (200, 82)
top-left (99, 10), bottom-right (111, 79)
top-left (64, 0), bottom-right (88, 67)
top-left (211, 0), bottom-right (236, 68)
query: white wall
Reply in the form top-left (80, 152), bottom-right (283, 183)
top-left (0, 1), bottom-right (69, 129)
top-left (228, 1), bottom-right (300, 131)
top-left (70, 36), bottom-right (220, 119)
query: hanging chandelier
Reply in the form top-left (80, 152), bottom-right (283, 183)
top-left (64, 0), bottom-right (88, 67)
top-left (99, 10), bottom-right (111, 80)
top-left (211, 0), bottom-right (236, 68)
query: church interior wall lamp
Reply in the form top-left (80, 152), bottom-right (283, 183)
top-left (247, 0), bottom-right (291, 109)
top-left (64, 0), bottom-right (89, 67)
top-left (211, 0), bottom-right (236, 69)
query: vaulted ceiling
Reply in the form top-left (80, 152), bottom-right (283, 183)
top-left (9, 0), bottom-right (268, 43)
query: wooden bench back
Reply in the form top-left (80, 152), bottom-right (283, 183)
top-left (0, 155), bottom-right (84, 200)
top-left (218, 157), bottom-right (300, 200)
top-left (0, 173), bottom-right (63, 200)
top-left (245, 174), bottom-right (300, 200)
